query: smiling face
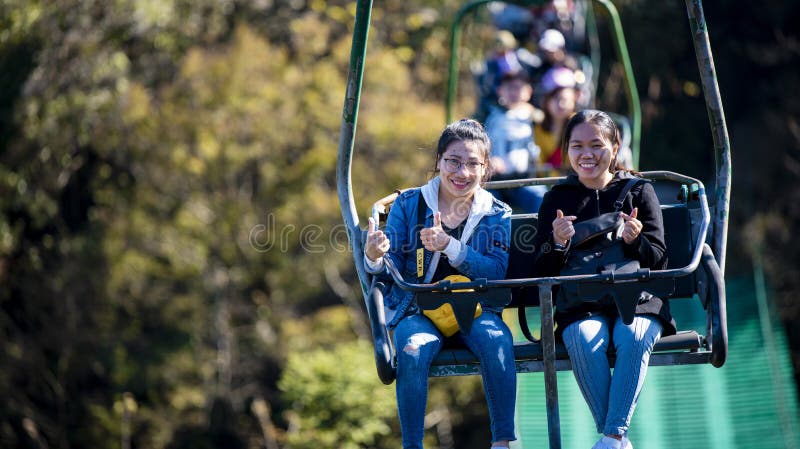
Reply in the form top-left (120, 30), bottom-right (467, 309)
top-left (546, 87), bottom-right (577, 121)
top-left (437, 139), bottom-right (487, 202)
top-left (567, 122), bottom-right (617, 189)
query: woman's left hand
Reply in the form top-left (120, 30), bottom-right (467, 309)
top-left (620, 207), bottom-right (642, 244)
top-left (420, 212), bottom-right (451, 252)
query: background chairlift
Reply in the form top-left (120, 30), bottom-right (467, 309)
top-left (445, 0), bottom-right (643, 166)
top-left (336, 1), bottom-right (731, 448)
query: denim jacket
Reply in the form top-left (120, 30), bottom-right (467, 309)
top-left (366, 177), bottom-right (512, 328)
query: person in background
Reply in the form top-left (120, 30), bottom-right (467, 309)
top-left (365, 119), bottom-right (516, 449)
top-left (535, 66), bottom-right (633, 172)
top-left (534, 66), bottom-right (580, 174)
top-left (529, 0), bottom-right (579, 46)
top-left (489, 2), bottom-right (535, 44)
top-left (484, 70), bottom-right (547, 214)
top-left (474, 30), bottom-right (542, 122)
top-left (531, 29), bottom-right (578, 85)
top-left (532, 110), bottom-right (671, 449)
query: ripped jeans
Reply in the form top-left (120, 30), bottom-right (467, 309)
top-left (393, 312), bottom-right (516, 449)
top-left (562, 314), bottom-right (663, 436)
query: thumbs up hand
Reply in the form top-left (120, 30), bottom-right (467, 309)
top-left (552, 209), bottom-right (577, 245)
top-left (420, 211), bottom-right (451, 252)
top-left (620, 207), bottom-right (641, 244)
top-left (366, 217), bottom-right (391, 261)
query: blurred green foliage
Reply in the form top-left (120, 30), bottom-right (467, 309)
top-left (1, 0), bottom-right (798, 448)
top-left (0, 0), bottom-right (460, 447)
top-left (279, 337), bottom-right (398, 449)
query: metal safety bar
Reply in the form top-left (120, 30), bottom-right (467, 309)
top-left (378, 172), bottom-right (709, 295)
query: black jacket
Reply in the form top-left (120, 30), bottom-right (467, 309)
top-left (533, 172), bottom-right (676, 336)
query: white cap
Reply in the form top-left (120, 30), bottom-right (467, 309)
top-left (538, 29), bottom-right (566, 52)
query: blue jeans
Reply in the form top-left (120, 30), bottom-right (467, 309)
top-left (562, 314), bottom-right (662, 436)
top-left (393, 312), bottom-right (517, 448)
top-left (489, 185), bottom-right (546, 214)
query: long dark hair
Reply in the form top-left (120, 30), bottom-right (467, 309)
top-left (560, 109), bottom-right (635, 174)
top-left (431, 118), bottom-right (493, 183)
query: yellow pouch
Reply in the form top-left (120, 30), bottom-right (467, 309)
top-left (422, 275), bottom-right (482, 337)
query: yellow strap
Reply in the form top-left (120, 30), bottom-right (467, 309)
top-left (416, 247), bottom-right (424, 278)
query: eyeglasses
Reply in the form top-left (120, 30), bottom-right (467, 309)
top-left (442, 158), bottom-right (485, 173)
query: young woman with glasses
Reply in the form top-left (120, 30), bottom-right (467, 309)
top-left (364, 119), bottom-right (517, 449)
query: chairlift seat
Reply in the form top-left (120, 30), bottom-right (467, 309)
top-left (363, 173), bottom-right (725, 383)
top-left (427, 197), bottom-right (720, 376)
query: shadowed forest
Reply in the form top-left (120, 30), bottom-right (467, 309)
top-left (1, 1), bottom-right (798, 448)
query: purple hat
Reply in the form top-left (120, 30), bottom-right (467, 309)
top-left (540, 67), bottom-right (576, 95)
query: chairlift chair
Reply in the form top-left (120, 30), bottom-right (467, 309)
top-left (336, 1), bottom-right (731, 448)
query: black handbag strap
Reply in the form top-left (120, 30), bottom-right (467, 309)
top-left (518, 305), bottom-right (539, 343)
top-left (613, 177), bottom-right (643, 212)
top-left (569, 177), bottom-right (642, 248)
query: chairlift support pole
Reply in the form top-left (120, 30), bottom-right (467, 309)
top-left (337, 0), bottom-right (373, 298)
top-left (540, 283), bottom-right (561, 449)
top-left (594, 0), bottom-right (641, 168)
top-left (584, 0), bottom-right (601, 104)
top-left (685, 0), bottom-right (731, 273)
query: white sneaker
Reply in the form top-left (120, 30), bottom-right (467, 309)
top-left (621, 434), bottom-right (633, 449)
top-left (591, 436), bottom-right (623, 449)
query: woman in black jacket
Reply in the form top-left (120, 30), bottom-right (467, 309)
top-left (533, 110), bottom-right (671, 449)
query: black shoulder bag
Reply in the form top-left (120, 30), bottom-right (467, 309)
top-left (557, 178), bottom-right (643, 316)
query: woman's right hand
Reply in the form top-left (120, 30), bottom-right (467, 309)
top-left (365, 217), bottom-right (391, 262)
top-left (552, 209), bottom-right (577, 245)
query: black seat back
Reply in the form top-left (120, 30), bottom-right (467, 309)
top-left (507, 214), bottom-right (539, 306)
top-left (505, 204), bottom-right (698, 304)
top-left (660, 204), bottom-right (696, 298)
